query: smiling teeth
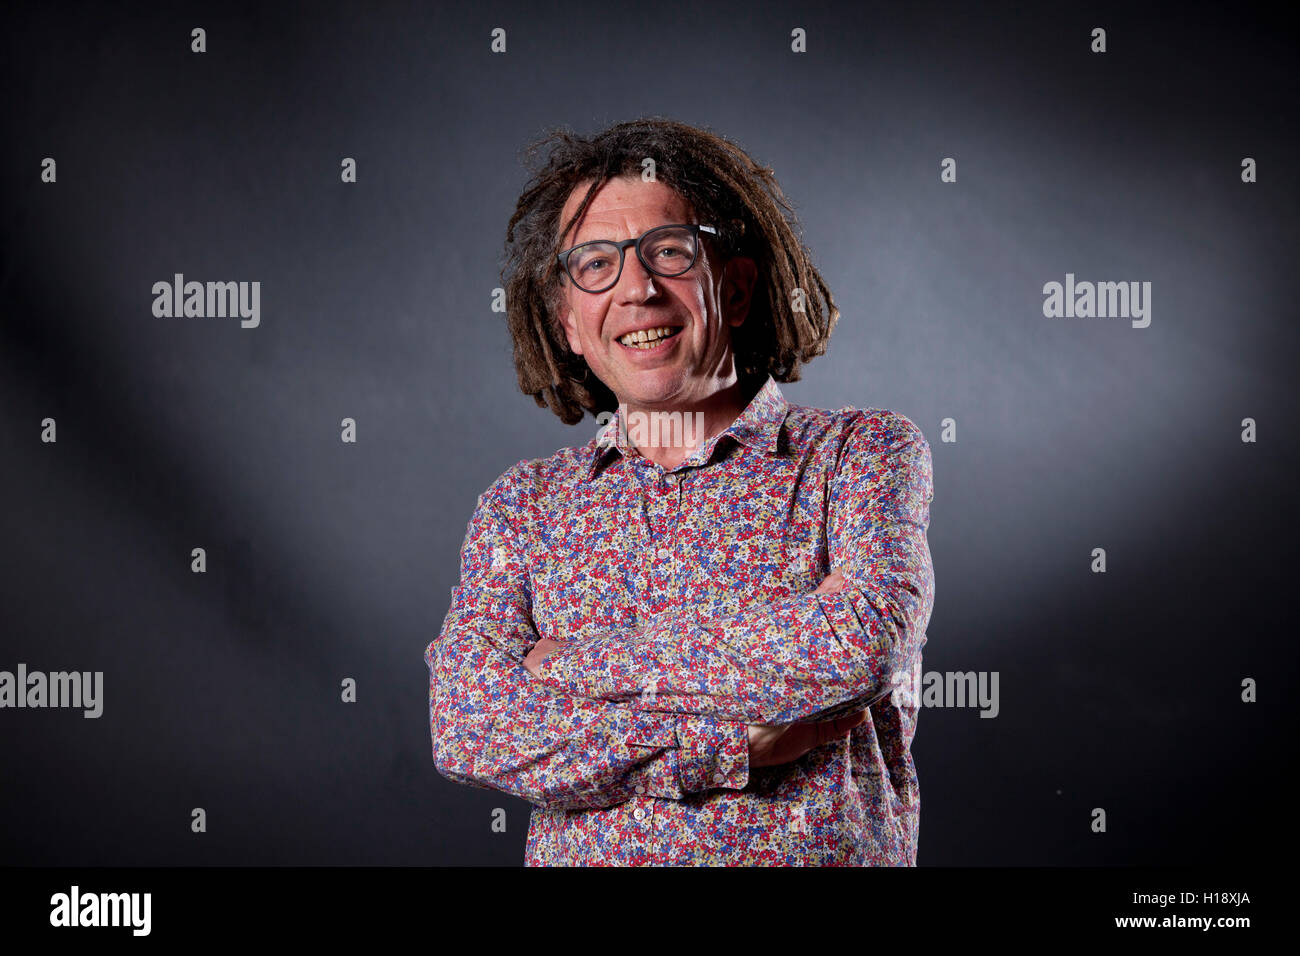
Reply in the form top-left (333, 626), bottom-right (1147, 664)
top-left (619, 326), bottom-right (678, 348)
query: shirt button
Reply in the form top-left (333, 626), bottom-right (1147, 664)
top-left (635, 784), bottom-right (646, 794)
top-left (656, 548), bottom-right (671, 560)
top-left (712, 772), bottom-right (726, 784)
top-left (633, 808), bottom-right (646, 820)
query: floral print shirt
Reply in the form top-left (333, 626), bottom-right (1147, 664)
top-left (426, 375), bottom-right (935, 865)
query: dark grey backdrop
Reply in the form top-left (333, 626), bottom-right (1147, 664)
top-left (1, 0), bottom-right (1294, 865)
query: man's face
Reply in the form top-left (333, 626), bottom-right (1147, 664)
top-left (556, 176), bottom-right (756, 409)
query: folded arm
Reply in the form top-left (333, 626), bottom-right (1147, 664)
top-left (533, 412), bottom-right (936, 726)
top-left (427, 469), bottom-right (749, 811)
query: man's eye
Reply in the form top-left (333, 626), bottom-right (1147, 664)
top-left (580, 258), bottom-right (610, 274)
top-left (650, 244), bottom-right (689, 261)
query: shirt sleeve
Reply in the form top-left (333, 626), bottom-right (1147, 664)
top-left (427, 463), bottom-right (750, 811)
top-left (533, 411), bottom-right (935, 726)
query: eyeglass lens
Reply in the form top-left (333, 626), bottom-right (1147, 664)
top-left (567, 225), bottom-right (698, 292)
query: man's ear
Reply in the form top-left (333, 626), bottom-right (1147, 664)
top-left (559, 304), bottom-right (584, 356)
top-left (721, 256), bottom-right (758, 327)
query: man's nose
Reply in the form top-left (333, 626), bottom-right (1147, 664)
top-left (614, 253), bottom-right (660, 302)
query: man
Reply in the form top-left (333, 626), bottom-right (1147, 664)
top-left (426, 118), bottom-right (935, 865)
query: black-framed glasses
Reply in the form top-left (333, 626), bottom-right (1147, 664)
top-left (557, 223), bottom-right (718, 294)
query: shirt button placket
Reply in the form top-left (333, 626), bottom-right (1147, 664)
top-left (631, 798), bottom-right (654, 842)
top-left (644, 468), bottom-right (680, 611)
top-left (628, 795), bottom-right (656, 865)
top-left (661, 471), bottom-right (683, 602)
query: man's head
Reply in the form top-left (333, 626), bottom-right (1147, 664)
top-left (554, 175), bottom-right (756, 415)
top-left (502, 117), bottom-right (838, 424)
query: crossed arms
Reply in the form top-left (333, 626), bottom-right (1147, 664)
top-left (425, 411), bottom-right (935, 812)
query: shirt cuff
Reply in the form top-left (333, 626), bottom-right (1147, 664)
top-left (673, 714), bottom-right (750, 793)
top-left (531, 640), bottom-right (585, 688)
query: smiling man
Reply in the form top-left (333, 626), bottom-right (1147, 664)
top-left (425, 117), bottom-right (935, 866)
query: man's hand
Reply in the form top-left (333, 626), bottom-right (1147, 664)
top-left (812, 566), bottom-right (847, 595)
top-left (523, 637), bottom-right (562, 677)
top-left (747, 709), bottom-right (868, 767)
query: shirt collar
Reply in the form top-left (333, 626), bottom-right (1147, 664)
top-left (586, 375), bottom-right (788, 479)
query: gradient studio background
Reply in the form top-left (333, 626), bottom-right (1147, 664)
top-left (1, 0), bottom-right (1294, 866)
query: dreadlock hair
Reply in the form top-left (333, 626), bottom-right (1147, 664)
top-left (501, 116), bottom-right (839, 425)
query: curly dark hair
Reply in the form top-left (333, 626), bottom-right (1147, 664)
top-left (501, 116), bottom-right (839, 425)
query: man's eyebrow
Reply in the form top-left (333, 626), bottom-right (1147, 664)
top-left (569, 221), bottom-right (681, 246)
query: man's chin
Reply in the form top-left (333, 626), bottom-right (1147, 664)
top-left (612, 374), bottom-right (689, 408)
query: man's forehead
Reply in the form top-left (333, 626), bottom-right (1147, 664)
top-left (560, 178), bottom-right (694, 244)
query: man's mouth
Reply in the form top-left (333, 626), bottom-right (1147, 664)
top-left (617, 326), bottom-right (683, 350)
